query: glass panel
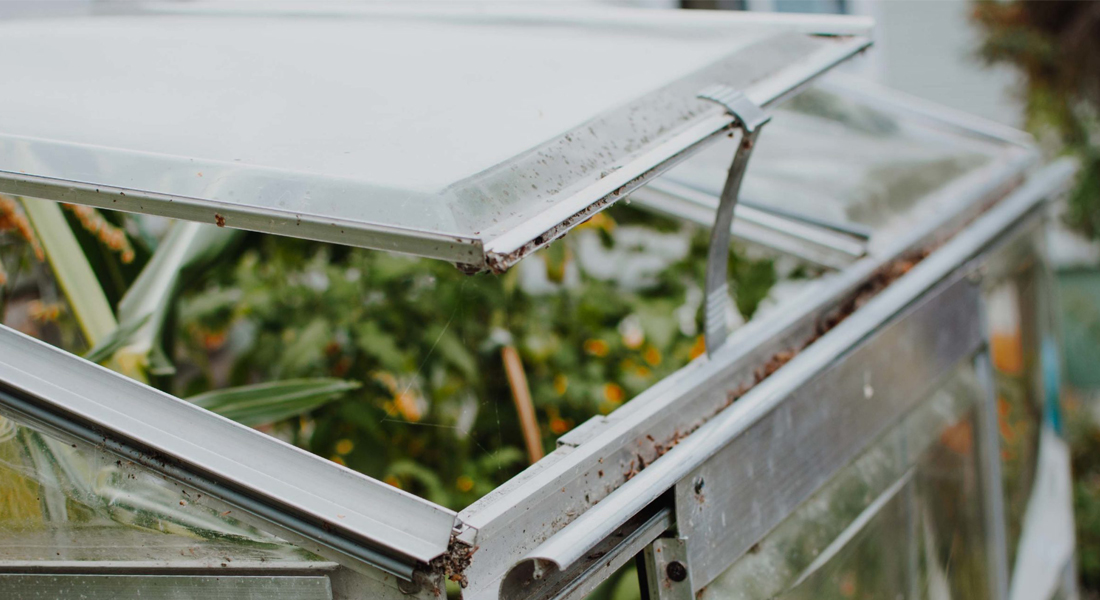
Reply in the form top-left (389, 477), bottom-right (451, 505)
top-left (0, 574), bottom-right (332, 600)
top-left (980, 224), bottom-right (1053, 576)
top-left (0, 411), bottom-right (320, 565)
top-left (654, 84), bottom-right (1008, 232)
top-left (0, 5), bottom-right (864, 264)
top-left (699, 360), bottom-right (992, 600)
top-left (914, 411), bottom-right (991, 600)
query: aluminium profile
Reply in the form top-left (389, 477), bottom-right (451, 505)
top-left (456, 155), bottom-right (1069, 599)
top-left (0, 328), bottom-right (459, 580)
top-left (496, 158), bottom-right (1074, 597)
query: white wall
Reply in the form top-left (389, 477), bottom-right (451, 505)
top-left (843, 0), bottom-right (1024, 127)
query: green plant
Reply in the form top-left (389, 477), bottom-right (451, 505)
top-left (171, 207), bottom-right (777, 508)
top-left (0, 195), bottom-right (364, 538)
top-left (0, 193), bottom-right (780, 510)
top-left (973, 0), bottom-right (1100, 238)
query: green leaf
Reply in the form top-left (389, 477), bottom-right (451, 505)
top-left (88, 221), bottom-right (242, 376)
top-left (83, 314), bottom-right (152, 364)
top-left (386, 459), bottom-right (448, 505)
top-left (355, 321), bottom-right (406, 372)
top-left (188, 378), bottom-right (360, 427)
top-left (428, 325), bottom-right (478, 380)
top-left (277, 318), bottom-right (331, 376)
top-left (20, 198), bottom-right (117, 346)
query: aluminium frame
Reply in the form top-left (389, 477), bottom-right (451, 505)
top-left (0, 4), bottom-right (872, 272)
top-left (0, 156), bottom-right (1069, 600)
top-left (0, 30), bottom-right (1078, 600)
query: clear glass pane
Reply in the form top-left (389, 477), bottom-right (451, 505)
top-left (699, 360), bottom-right (992, 600)
top-left (660, 85), bottom-right (1007, 231)
top-left (0, 411), bottom-right (320, 564)
top-left (980, 224), bottom-right (1052, 575)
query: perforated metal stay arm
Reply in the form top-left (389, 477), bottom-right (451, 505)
top-left (697, 86), bottom-right (771, 356)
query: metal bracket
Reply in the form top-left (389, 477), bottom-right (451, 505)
top-left (641, 537), bottom-right (693, 600)
top-left (696, 85), bottom-right (771, 356)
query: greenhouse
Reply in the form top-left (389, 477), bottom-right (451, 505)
top-left (0, 3), bottom-right (1077, 600)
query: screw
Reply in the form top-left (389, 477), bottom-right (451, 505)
top-left (666, 561), bottom-right (688, 583)
top-left (694, 478), bottom-right (705, 494)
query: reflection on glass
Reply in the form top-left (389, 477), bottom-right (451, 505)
top-left (699, 361), bottom-right (992, 600)
top-left (0, 412), bottom-right (317, 564)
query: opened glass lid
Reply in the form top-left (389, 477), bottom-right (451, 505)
top-left (0, 2), bottom-right (869, 271)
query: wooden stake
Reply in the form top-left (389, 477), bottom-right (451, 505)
top-left (502, 345), bottom-right (544, 463)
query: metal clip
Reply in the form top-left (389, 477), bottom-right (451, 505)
top-left (697, 85), bottom-right (770, 356)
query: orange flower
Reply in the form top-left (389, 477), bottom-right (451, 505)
top-left (383, 475), bottom-right (402, 489)
top-left (456, 476), bottom-right (474, 493)
top-left (27, 300), bottom-right (62, 323)
top-left (0, 195), bottom-right (43, 261)
top-left (329, 455), bottom-right (347, 467)
top-left (603, 383), bottom-right (625, 404)
top-left (62, 203), bottom-right (136, 264)
top-left (202, 330), bottom-right (227, 351)
top-left (689, 336), bottom-right (706, 360)
top-left (395, 391), bottom-right (421, 422)
top-left (644, 345), bottom-right (663, 366)
top-left (584, 339), bottom-right (610, 357)
top-left (549, 418), bottom-right (571, 435)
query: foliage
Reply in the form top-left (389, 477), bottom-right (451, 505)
top-left (0, 193), bottom-right (779, 512)
top-left (973, 3), bottom-right (1100, 592)
top-left (1064, 395), bottom-right (1100, 594)
top-left (973, 0), bottom-right (1100, 238)
top-left (188, 379), bottom-right (362, 427)
top-left (171, 206), bottom-right (777, 509)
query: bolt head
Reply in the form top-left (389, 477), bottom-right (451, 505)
top-left (666, 561), bottom-right (688, 583)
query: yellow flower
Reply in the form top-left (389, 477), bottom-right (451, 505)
top-left (334, 439), bottom-right (354, 455)
top-left (456, 476), bottom-right (474, 493)
top-left (549, 418), bottom-right (571, 435)
top-left (553, 374), bottom-right (568, 395)
top-left (644, 345), bottom-right (663, 366)
top-left (384, 475), bottom-right (402, 489)
top-left (329, 455), bottom-right (346, 467)
top-left (584, 339), bottom-right (610, 357)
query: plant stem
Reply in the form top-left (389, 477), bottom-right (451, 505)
top-left (502, 345), bottom-right (544, 464)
